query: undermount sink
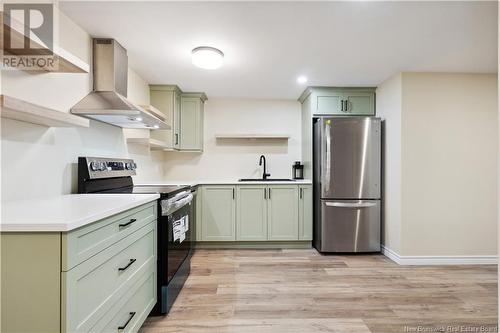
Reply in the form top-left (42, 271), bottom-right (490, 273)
top-left (239, 178), bottom-right (295, 182)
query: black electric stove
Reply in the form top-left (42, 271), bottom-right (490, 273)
top-left (77, 156), bottom-right (195, 316)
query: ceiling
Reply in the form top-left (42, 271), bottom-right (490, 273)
top-left (60, 1), bottom-right (498, 99)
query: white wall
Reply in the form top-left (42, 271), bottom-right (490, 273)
top-left (376, 73), bottom-right (402, 254)
top-left (162, 98), bottom-right (302, 181)
top-left (0, 11), bottom-right (164, 201)
top-left (402, 73), bottom-right (497, 256)
top-left (377, 72), bottom-right (498, 257)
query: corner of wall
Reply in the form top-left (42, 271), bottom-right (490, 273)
top-left (376, 72), bottom-right (403, 255)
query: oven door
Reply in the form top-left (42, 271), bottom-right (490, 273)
top-left (167, 201), bottom-right (192, 282)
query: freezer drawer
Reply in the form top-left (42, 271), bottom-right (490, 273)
top-left (316, 200), bottom-right (380, 253)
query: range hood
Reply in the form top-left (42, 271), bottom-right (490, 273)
top-left (71, 39), bottom-right (170, 129)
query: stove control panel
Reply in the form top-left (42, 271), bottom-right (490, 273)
top-left (79, 157), bottom-right (137, 179)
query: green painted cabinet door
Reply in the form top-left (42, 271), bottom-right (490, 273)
top-left (315, 91), bottom-right (343, 115)
top-left (298, 185), bottom-right (313, 240)
top-left (267, 185), bottom-right (299, 240)
top-left (236, 186), bottom-right (267, 241)
top-left (180, 93), bottom-right (206, 152)
top-left (201, 186), bottom-right (236, 241)
top-left (173, 89), bottom-right (181, 149)
top-left (149, 85), bottom-right (182, 149)
top-left (344, 91), bottom-right (375, 115)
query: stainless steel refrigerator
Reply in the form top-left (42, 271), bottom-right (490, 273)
top-left (313, 117), bottom-right (381, 253)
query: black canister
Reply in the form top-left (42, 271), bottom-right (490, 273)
top-left (292, 161), bottom-right (304, 180)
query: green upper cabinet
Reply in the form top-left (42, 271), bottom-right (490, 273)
top-left (298, 185), bottom-right (313, 241)
top-left (149, 85), bottom-right (181, 148)
top-left (343, 91), bottom-right (375, 115)
top-left (201, 186), bottom-right (236, 241)
top-left (299, 87), bottom-right (375, 116)
top-left (316, 90), bottom-right (343, 115)
top-left (174, 91), bottom-right (181, 149)
top-left (149, 86), bottom-right (206, 152)
top-left (267, 185), bottom-right (299, 240)
top-left (236, 186), bottom-right (268, 241)
top-left (180, 93), bottom-right (206, 152)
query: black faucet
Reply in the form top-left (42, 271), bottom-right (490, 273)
top-left (259, 155), bottom-right (271, 180)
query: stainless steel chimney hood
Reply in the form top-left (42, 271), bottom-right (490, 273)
top-left (71, 39), bottom-right (170, 129)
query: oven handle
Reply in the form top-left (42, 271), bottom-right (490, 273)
top-left (161, 193), bottom-right (193, 216)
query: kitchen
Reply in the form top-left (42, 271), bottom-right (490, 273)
top-left (1, 1), bottom-right (498, 333)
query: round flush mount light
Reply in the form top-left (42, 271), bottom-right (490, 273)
top-left (297, 76), bottom-right (308, 84)
top-left (192, 46), bottom-right (224, 70)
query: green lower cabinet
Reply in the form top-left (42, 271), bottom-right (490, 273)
top-left (1, 202), bottom-right (157, 333)
top-left (267, 185), bottom-right (299, 240)
top-left (298, 185), bottom-right (313, 240)
top-left (236, 186), bottom-right (267, 241)
top-left (199, 184), bottom-right (311, 243)
top-left (201, 186), bottom-right (236, 241)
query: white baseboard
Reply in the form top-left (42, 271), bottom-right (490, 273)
top-left (381, 245), bottom-right (498, 265)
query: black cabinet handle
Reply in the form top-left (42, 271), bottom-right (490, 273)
top-left (340, 100), bottom-right (344, 111)
top-left (118, 258), bottom-right (136, 271)
top-left (264, 188), bottom-right (267, 199)
top-left (119, 218), bottom-right (136, 228)
top-left (269, 188), bottom-right (271, 199)
top-left (232, 188), bottom-right (235, 199)
top-left (300, 188), bottom-right (303, 199)
top-left (175, 133), bottom-right (179, 145)
top-left (118, 312), bottom-right (136, 330)
top-left (345, 100), bottom-right (349, 112)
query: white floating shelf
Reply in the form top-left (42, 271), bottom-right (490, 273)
top-left (126, 137), bottom-right (172, 150)
top-left (1, 12), bottom-right (89, 73)
top-left (139, 105), bottom-right (166, 122)
top-left (1, 95), bottom-right (90, 128)
top-left (215, 134), bottom-right (290, 140)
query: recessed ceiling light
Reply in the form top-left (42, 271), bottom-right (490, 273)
top-left (153, 125), bottom-right (160, 129)
top-left (297, 76), bottom-right (308, 84)
top-left (135, 117), bottom-right (143, 121)
top-left (192, 46), bottom-right (224, 70)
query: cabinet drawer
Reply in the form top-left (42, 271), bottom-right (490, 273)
top-left (63, 202), bottom-right (156, 270)
top-left (90, 269), bottom-right (156, 333)
top-left (63, 222), bottom-right (156, 333)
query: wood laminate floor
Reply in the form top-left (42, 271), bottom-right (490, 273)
top-left (140, 249), bottom-right (498, 333)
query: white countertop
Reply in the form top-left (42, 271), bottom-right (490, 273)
top-left (1, 194), bottom-right (160, 232)
top-left (136, 179), bottom-right (312, 186)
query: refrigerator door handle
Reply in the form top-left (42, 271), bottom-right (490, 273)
top-left (323, 121), bottom-right (332, 193)
top-left (325, 202), bottom-right (377, 208)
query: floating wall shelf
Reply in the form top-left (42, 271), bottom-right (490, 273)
top-left (0, 95), bottom-right (90, 127)
top-left (215, 134), bottom-right (290, 140)
top-left (1, 12), bottom-right (89, 73)
top-left (126, 137), bottom-right (172, 151)
top-left (139, 105), bottom-right (166, 122)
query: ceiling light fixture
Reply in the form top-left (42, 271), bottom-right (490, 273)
top-left (192, 46), bottom-right (224, 70)
top-left (135, 117), bottom-right (143, 121)
top-left (297, 76), bottom-right (308, 84)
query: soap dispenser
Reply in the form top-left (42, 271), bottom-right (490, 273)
top-left (292, 161), bottom-right (304, 180)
